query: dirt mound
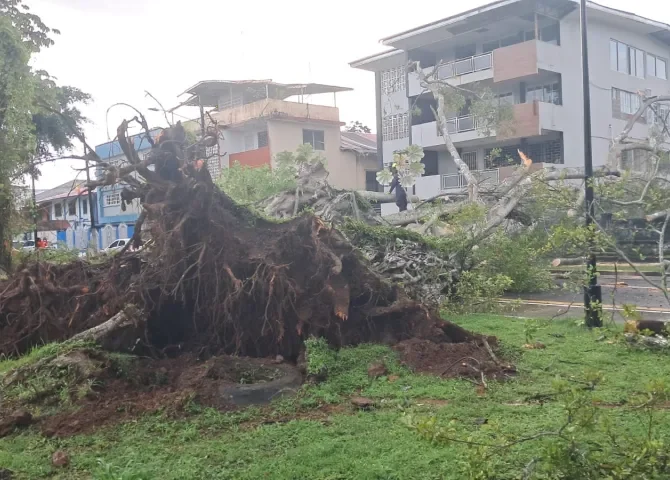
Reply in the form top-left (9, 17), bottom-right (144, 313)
top-left (395, 337), bottom-right (516, 379)
top-left (0, 350), bottom-right (302, 438)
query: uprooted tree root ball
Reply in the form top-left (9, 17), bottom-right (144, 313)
top-left (0, 121), bottom-right (483, 360)
top-left (0, 120), bottom-right (509, 434)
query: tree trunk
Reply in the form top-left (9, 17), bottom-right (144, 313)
top-left (68, 305), bottom-right (146, 352)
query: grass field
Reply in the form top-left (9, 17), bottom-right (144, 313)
top-left (1, 315), bottom-right (670, 479)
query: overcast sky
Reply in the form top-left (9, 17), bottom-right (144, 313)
top-left (29, 0), bottom-right (666, 189)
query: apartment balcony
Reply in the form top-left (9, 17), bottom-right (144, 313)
top-left (408, 40), bottom-right (562, 96)
top-left (493, 40), bottom-right (562, 83)
top-left (414, 169), bottom-right (500, 198)
top-left (411, 102), bottom-right (564, 148)
top-left (210, 98), bottom-right (341, 127)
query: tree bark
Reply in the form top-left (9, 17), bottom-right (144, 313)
top-left (68, 305), bottom-right (146, 352)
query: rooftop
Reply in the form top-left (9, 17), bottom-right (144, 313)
top-left (174, 80), bottom-right (353, 110)
top-left (340, 131), bottom-right (377, 154)
top-left (36, 179), bottom-right (88, 204)
top-left (351, 0), bottom-right (670, 70)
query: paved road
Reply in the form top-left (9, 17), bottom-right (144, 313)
top-left (503, 275), bottom-right (670, 321)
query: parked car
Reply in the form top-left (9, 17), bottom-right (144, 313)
top-left (22, 240), bottom-right (35, 251)
top-left (102, 238), bottom-right (132, 254)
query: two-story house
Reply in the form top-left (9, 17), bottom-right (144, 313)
top-left (351, 0), bottom-right (670, 212)
top-left (174, 79), bottom-right (379, 190)
top-left (27, 179), bottom-right (92, 248)
top-left (94, 129), bottom-right (160, 249)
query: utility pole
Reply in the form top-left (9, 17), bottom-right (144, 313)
top-left (199, 96), bottom-right (206, 162)
top-left (31, 157), bottom-right (38, 244)
top-left (83, 140), bottom-right (96, 231)
top-left (581, 0), bottom-right (602, 327)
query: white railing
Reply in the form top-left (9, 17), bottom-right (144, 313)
top-left (441, 169), bottom-right (500, 190)
top-left (441, 115), bottom-right (479, 135)
top-left (438, 52), bottom-right (493, 79)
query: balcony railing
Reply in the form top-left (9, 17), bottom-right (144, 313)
top-left (440, 115), bottom-right (479, 135)
top-left (441, 169), bottom-right (500, 190)
top-left (438, 53), bottom-right (493, 79)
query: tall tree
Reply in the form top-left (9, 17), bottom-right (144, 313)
top-left (0, 17), bottom-right (34, 270)
top-left (0, 0), bottom-right (89, 269)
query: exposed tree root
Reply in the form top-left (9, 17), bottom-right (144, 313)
top-left (0, 121), bottom-right (480, 359)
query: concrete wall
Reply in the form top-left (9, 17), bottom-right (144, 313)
top-left (329, 151), bottom-right (379, 190)
top-left (266, 120), bottom-right (342, 168)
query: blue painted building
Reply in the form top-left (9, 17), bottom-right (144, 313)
top-left (94, 129), bottom-right (160, 249)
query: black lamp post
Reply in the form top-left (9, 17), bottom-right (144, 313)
top-left (580, 0), bottom-right (603, 327)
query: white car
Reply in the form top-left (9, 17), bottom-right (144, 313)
top-left (103, 238), bottom-right (133, 254)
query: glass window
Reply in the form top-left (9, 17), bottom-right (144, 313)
top-left (657, 57), bottom-right (667, 80)
top-left (68, 200), bottom-right (76, 216)
top-left (617, 41), bottom-right (629, 74)
top-left (82, 200), bottom-right (88, 215)
top-left (257, 131), bottom-right (268, 148)
top-left (610, 40), bottom-right (618, 71)
top-left (634, 49), bottom-right (645, 78)
top-left (303, 129), bottom-right (325, 150)
top-left (105, 193), bottom-right (121, 207)
top-left (647, 53), bottom-right (656, 77)
top-left (54, 203), bottom-right (62, 217)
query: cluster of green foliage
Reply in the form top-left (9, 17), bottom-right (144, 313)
top-left (216, 162), bottom-right (295, 204)
top-left (217, 144), bottom-right (325, 204)
top-left (0, 0), bottom-right (90, 271)
top-left (475, 229), bottom-right (554, 294)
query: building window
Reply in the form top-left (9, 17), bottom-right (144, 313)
top-left (381, 66), bottom-right (406, 95)
top-left (614, 88), bottom-right (641, 115)
top-left (422, 151), bottom-right (439, 176)
top-left (244, 133), bottom-right (255, 152)
top-left (82, 200), bottom-right (88, 215)
top-left (381, 113), bottom-right (409, 141)
top-left (105, 193), bottom-right (121, 207)
top-left (303, 129), bottom-right (325, 150)
top-left (537, 15), bottom-right (560, 45)
top-left (526, 82), bottom-right (561, 105)
top-left (485, 138), bottom-right (563, 166)
top-left (257, 131), bottom-right (268, 148)
top-left (647, 103), bottom-right (670, 127)
top-left (610, 39), bottom-right (645, 78)
top-left (68, 199), bottom-right (76, 216)
top-left (365, 171), bottom-right (381, 192)
top-left (54, 203), bottom-right (62, 217)
top-left (461, 151), bottom-right (478, 171)
top-left (621, 149), bottom-right (649, 172)
top-left (647, 53), bottom-right (667, 80)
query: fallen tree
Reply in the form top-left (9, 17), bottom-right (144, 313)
top-left (0, 119), bottom-right (482, 360)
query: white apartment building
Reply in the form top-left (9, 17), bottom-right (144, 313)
top-left (351, 0), bottom-right (670, 211)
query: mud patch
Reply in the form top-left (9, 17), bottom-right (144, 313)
top-left (0, 352), bottom-right (302, 438)
top-left (394, 338), bottom-right (515, 379)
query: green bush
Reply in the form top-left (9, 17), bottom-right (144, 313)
top-left (475, 231), bottom-right (553, 294)
top-left (216, 161), bottom-right (295, 204)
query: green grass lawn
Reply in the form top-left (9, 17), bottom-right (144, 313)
top-left (2, 316), bottom-right (670, 479)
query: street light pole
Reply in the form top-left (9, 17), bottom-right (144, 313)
top-left (580, 0), bottom-right (603, 327)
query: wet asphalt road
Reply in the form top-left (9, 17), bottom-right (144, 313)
top-left (503, 275), bottom-right (670, 321)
